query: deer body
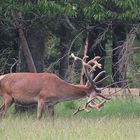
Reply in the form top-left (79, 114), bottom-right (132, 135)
top-left (0, 54), bottom-right (111, 119)
top-left (0, 72), bottom-right (91, 119)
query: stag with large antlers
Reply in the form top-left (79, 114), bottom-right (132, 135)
top-left (0, 54), bottom-right (110, 119)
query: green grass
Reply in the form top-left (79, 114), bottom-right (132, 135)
top-left (0, 97), bottom-right (140, 140)
top-left (57, 97), bottom-right (140, 118)
top-left (0, 116), bottom-right (140, 140)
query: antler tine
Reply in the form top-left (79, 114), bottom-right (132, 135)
top-left (85, 97), bottom-right (96, 108)
top-left (95, 75), bottom-right (111, 85)
top-left (85, 96), bottom-right (106, 111)
top-left (71, 53), bottom-right (92, 69)
top-left (73, 97), bottom-right (96, 115)
top-left (71, 53), bottom-right (83, 62)
top-left (71, 53), bottom-right (88, 63)
top-left (71, 53), bottom-right (101, 73)
top-left (85, 56), bottom-right (102, 81)
top-left (89, 99), bottom-right (107, 111)
top-left (87, 56), bottom-right (102, 69)
top-left (83, 56), bottom-right (89, 62)
top-left (93, 71), bottom-right (106, 82)
top-left (73, 107), bottom-right (84, 115)
top-left (73, 106), bottom-right (90, 115)
top-left (87, 56), bottom-right (101, 65)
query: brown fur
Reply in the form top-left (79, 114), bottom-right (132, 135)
top-left (0, 72), bottom-right (93, 119)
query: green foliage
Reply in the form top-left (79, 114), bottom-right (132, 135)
top-left (84, 0), bottom-right (107, 21)
top-left (2, 0), bottom-right (140, 22)
top-left (46, 35), bottom-right (60, 61)
top-left (0, 23), bottom-right (18, 74)
top-left (133, 40), bottom-right (140, 72)
top-left (1, 0), bottom-right (77, 18)
top-left (127, 72), bottom-right (140, 87)
top-left (83, 0), bottom-right (140, 21)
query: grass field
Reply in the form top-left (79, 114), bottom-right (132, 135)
top-left (0, 97), bottom-right (140, 140)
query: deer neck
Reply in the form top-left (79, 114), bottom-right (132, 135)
top-left (61, 84), bottom-right (91, 101)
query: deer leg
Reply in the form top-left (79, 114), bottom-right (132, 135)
top-left (47, 105), bottom-right (54, 117)
top-left (0, 104), bottom-right (5, 113)
top-left (0, 96), bottom-right (13, 117)
top-left (37, 98), bottom-right (46, 120)
top-left (0, 105), bottom-right (5, 118)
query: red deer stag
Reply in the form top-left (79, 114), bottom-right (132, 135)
top-left (0, 54), bottom-right (110, 119)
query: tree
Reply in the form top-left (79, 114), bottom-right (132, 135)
top-left (11, 9), bottom-right (37, 73)
top-left (85, 27), bottom-right (107, 86)
top-left (1, 0), bottom-right (140, 85)
top-left (80, 0), bottom-right (140, 86)
top-left (1, 0), bottom-right (78, 111)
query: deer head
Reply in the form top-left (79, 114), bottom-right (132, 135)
top-left (71, 53), bottom-right (111, 115)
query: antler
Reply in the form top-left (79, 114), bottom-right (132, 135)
top-left (71, 53), bottom-right (111, 115)
top-left (73, 97), bottom-right (107, 115)
top-left (71, 53), bottom-right (101, 93)
top-left (73, 97), bottom-right (96, 115)
top-left (71, 53), bottom-right (101, 71)
top-left (74, 94), bottom-right (110, 115)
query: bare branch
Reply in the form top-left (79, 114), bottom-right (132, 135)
top-left (64, 15), bottom-right (77, 31)
top-left (113, 24), bottom-right (140, 83)
top-left (10, 59), bottom-right (18, 73)
top-left (91, 25), bottom-right (110, 49)
top-left (0, 48), bottom-right (15, 74)
top-left (101, 79), bottom-right (131, 90)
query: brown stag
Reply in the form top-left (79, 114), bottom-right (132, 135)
top-left (0, 54), bottom-right (110, 119)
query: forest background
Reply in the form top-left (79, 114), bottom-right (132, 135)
top-left (0, 0), bottom-right (140, 87)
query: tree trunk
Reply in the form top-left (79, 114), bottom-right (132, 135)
top-left (85, 29), bottom-right (106, 87)
top-left (15, 25), bottom-right (45, 112)
top-left (59, 25), bottom-right (71, 81)
top-left (112, 24), bottom-right (126, 87)
top-left (80, 38), bottom-right (88, 84)
top-left (19, 26), bottom-right (45, 72)
top-left (11, 9), bottom-right (37, 73)
top-left (59, 42), bottom-right (69, 80)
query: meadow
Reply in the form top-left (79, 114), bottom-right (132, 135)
top-left (0, 97), bottom-right (140, 140)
